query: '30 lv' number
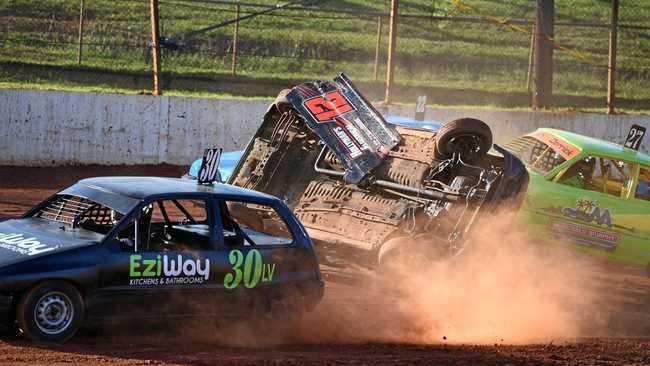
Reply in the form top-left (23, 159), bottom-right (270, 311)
top-left (223, 249), bottom-right (277, 289)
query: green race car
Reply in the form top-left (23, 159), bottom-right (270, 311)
top-left (505, 128), bottom-right (650, 275)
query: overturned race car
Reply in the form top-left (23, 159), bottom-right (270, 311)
top-left (0, 177), bottom-right (323, 341)
top-left (222, 74), bottom-right (529, 269)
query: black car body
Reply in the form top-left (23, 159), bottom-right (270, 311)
top-left (0, 177), bottom-right (323, 341)
top-left (228, 74), bottom-right (529, 268)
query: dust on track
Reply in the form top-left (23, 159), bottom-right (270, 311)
top-left (0, 165), bottom-right (648, 365)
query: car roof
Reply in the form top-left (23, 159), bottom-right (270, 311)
top-left (74, 176), bottom-right (278, 201)
top-left (538, 128), bottom-right (650, 165)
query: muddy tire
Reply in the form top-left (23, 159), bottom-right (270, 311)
top-left (253, 288), bottom-right (303, 340)
top-left (273, 88), bottom-right (293, 113)
top-left (17, 281), bottom-right (85, 342)
top-left (262, 88), bottom-right (294, 121)
top-left (434, 118), bottom-right (493, 162)
top-left (378, 237), bottom-right (440, 275)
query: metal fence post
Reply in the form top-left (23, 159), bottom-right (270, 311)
top-left (232, 2), bottom-right (240, 76)
top-left (374, 16), bottom-right (382, 81)
top-left (385, 0), bottom-right (398, 103)
top-left (76, 0), bottom-right (84, 65)
top-left (526, 26), bottom-right (536, 92)
top-left (532, 0), bottom-right (554, 109)
top-left (149, 0), bottom-right (162, 95)
top-left (607, 0), bottom-right (619, 114)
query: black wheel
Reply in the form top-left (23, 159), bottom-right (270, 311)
top-left (254, 289), bottom-right (304, 340)
top-left (378, 236), bottom-right (440, 275)
top-left (16, 281), bottom-right (85, 342)
top-left (434, 118), bottom-right (493, 163)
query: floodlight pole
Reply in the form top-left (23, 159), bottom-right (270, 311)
top-left (384, 0), bottom-right (398, 103)
top-left (149, 0), bottom-right (162, 95)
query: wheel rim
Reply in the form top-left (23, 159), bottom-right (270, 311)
top-left (33, 291), bottom-right (74, 335)
top-left (447, 134), bottom-right (483, 160)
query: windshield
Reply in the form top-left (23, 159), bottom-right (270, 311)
top-left (31, 194), bottom-right (124, 235)
top-left (504, 136), bottom-right (567, 175)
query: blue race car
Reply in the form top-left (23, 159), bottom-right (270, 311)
top-left (0, 177), bottom-right (323, 342)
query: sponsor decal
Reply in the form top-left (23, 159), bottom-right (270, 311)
top-left (529, 131), bottom-right (581, 160)
top-left (333, 125), bottom-right (364, 158)
top-left (548, 220), bottom-right (619, 252)
top-left (129, 254), bottom-right (210, 286)
top-left (303, 90), bottom-right (354, 123)
top-left (561, 197), bottom-right (612, 228)
top-left (0, 232), bottom-right (56, 256)
top-left (224, 249), bottom-right (277, 289)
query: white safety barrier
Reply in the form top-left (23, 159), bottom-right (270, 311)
top-left (1, 89), bottom-right (648, 166)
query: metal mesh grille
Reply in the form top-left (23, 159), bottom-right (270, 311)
top-left (36, 194), bottom-right (113, 226)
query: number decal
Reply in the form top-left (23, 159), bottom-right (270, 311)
top-left (224, 249), bottom-right (276, 289)
top-left (303, 91), bottom-right (354, 123)
top-left (414, 95), bottom-right (427, 121)
top-left (243, 249), bottom-right (263, 288)
top-left (223, 249), bottom-right (243, 289)
top-left (198, 148), bottom-right (222, 184)
top-left (623, 124), bottom-right (646, 151)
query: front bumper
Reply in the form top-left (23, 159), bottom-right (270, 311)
top-left (0, 293), bottom-right (14, 322)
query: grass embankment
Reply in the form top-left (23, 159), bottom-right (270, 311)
top-left (1, 0), bottom-right (650, 110)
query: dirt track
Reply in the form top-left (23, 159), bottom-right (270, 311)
top-left (0, 165), bottom-right (649, 365)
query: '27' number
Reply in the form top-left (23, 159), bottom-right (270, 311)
top-left (224, 249), bottom-right (263, 289)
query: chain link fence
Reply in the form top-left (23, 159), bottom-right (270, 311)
top-left (1, 0), bottom-right (649, 109)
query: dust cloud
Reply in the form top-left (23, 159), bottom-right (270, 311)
top-left (300, 211), bottom-right (607, 345)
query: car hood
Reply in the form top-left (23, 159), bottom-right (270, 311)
top-left (0, 218), bottom-right (103, 266)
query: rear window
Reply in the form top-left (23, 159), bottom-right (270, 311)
top-left (504, 136), bottom-right (567, 174)
top-left (33, 194), bottom-right (123, 235)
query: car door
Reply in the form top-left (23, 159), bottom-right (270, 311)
top-left (619, 165), bottom-right (650, 266)
top-left (525, 155), bottom-right (639, 261)
top-left (212, 199), bottom-right (302, 316)
top-left (92, 195), bottom-right (220, 320)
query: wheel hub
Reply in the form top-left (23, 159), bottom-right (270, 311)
top-left (447, 134), bottom-right (482, 161)
top-left (34, 292), bottom-right (74, 335)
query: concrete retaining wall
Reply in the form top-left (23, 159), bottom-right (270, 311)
top-left (0, 89), bottom-right (270, 166)
top-left (387, 105), bottom-right (650, 155)
top-left (1, 89), bottom-right (649, 166)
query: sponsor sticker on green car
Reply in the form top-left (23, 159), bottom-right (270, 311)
top-left (504, 127), bottom-right (650, 271)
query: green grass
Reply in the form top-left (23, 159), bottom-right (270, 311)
top-left (1, 0), bottom-right (650, 110)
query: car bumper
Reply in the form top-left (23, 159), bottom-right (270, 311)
top-left (0, 293), bottom-right (14, 321)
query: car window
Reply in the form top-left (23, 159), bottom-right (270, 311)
top-left (635, 166), bottom-right (650, 201)
top-left (504, 136), bottom-right (567, 174)
top-left (558, 156), bottom-right (633, 197)
top-left (218, 200), bottom-right (293, 247)
top-left (116, 199), bottom-right (212, 252)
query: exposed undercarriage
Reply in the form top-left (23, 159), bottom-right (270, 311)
top-left (229, 75), bottom-right (529, 267)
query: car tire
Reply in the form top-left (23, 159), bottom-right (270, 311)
top-left (434, 118), bottom-right (493, 163)
top-left (378, 236), bottom-right (439, 275)
top-left (646, 262), bottom-right (650, 278)
top-left (273, 89), bottom-right (293, 114)
top-left (255, 288), bottom-right (303, 339)
top-left (16, 281), bottom-right (85, 342)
